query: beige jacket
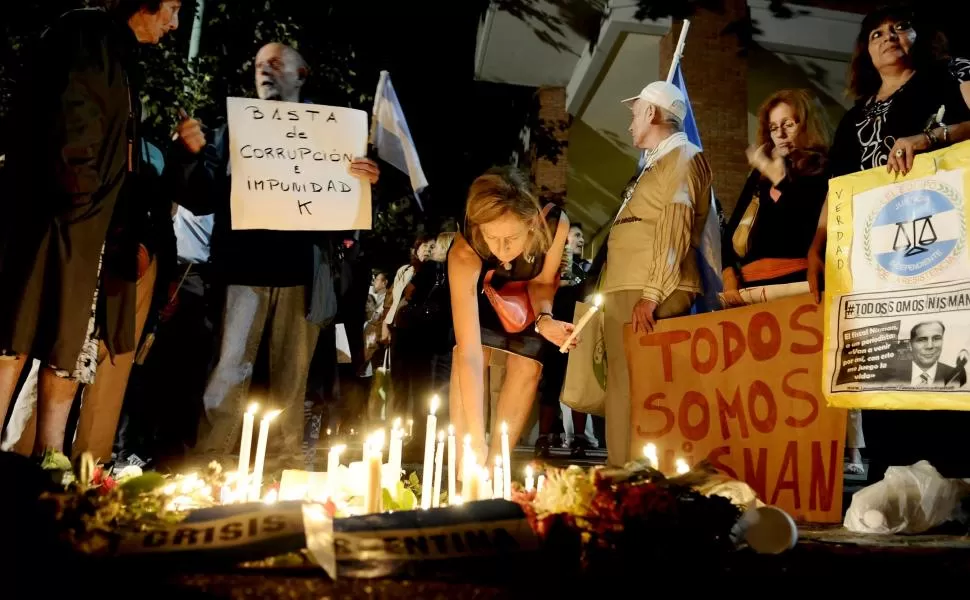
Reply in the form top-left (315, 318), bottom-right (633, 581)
top-left (602, 141), bottom-right (713, 303)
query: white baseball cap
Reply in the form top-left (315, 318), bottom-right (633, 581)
top-left (621, 81), bottom-right (687, 122)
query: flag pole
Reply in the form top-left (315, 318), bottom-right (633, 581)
top-left (666, 20), bottom-right (691, 83)
top-left (369, 70), bottom-right (389, 146)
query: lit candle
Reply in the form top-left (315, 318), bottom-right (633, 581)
top-left (537, 474), bottom-right (546, 493)
top-left (421, 396), bottom-right (439, 510)
top-left (559, 294), bottom-right (603, 353)
top-left (447, 425), bottom-right (457, 502)
top-left (327, 444), bottom-right (346, 496)
top-left (462, 434), bottom-right (474, 492)
top-left (249, 409), bottom-right (281, 501)
top-left (432, 431), bottom-right (445, 508)
top-left (500, 422), bottom-right (512, 500)
top-left (389, 418), bottom-right (403, 481)
top-left (493, 456), bottom-right (504, 500)
top-left (238, 402), bottom-right (259, 494)
top-left (407, 419), bottom-right (414, 438)
top-left (263, 488), bottom-right (278, 505)
top-left (363, 434), bottom-right (383, 514)
top-left (524, 465), bottom-right (535, 492)
top-left (675, 458), bottom-right (690, 475)
top-left (464, 464), bottom-right (480, 502)
top-left (643, 443), bottom-right (659, 470)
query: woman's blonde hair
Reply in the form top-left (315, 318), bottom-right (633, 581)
top-left (464, 167), bottom-right (553, 260)
top-left (435, 232), bottom-right (456, 254)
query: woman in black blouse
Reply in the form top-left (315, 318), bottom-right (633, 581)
top-left (807, 6), bottom-right (970, 298)
top-left (722, 89), bottom-right (830, 298)
top-left (806, 6), bottom-right (970, 479)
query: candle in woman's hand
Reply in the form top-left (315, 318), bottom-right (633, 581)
top-left (493, 456), bottom-right (504, 500)
top-left (559, 294), bottom-right (603, 353)
top-left (432, 431), bottom-right (445, 508)
top-left (500, 422), bottom-right (512, 500)
top-left (249, 409), bottom-right (281, 501)
top-left (447, 425), bottom-right (457, 502)
top-left (421, 396), bottom-right (439, 509)
top-left (525, 465), bottom-right (535, 492)
top-left (238, 402), bottom-right (259, 494)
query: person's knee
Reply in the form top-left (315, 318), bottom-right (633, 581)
top-left (506, 355), bottom-right (541, 385)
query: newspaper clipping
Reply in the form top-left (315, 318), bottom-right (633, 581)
top-left (829, 279), bottom-right (970, 393)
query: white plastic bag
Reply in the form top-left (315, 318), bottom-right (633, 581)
top-left (844, 461), bottom-right (970, 534)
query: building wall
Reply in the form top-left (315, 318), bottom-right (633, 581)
top-left (530, 86), bottom-right (571, 206)
top-left (660, 1), bottom-right (750, 217)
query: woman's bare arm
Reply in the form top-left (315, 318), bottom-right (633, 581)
top-left (448, 234), bottom-right (487, 453)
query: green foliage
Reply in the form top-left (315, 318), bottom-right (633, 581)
top-left (119, 472), bottom-right (167, 502)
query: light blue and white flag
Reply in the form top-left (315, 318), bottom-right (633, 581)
top-left (372, 71), bottom-right (429, 209)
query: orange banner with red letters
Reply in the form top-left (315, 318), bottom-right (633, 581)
top-left (625, 294), bottom-right (847, 523)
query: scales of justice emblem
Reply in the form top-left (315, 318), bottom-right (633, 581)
top-left (863, 179), bottom-right (966, 284)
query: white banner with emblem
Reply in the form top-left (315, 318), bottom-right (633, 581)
top-left (822, 142), bottom-right (970, 410)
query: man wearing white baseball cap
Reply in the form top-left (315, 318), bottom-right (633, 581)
top-left (601, 80), bottom-right (713, 466)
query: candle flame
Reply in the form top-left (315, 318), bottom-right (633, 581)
top-left (525, 465), bottom-right (534, 478)
top-left (325, 428), bottom-right (332, 436)
top-left (500, 421), bottom-right (508, 435)
top-left (452, 495), bottom-right (464, 506)
top-left (263, 489), bottom-right (278, 504)
top-left (332, 444), bottom-right (346, 454)
top-left (263, 409), bottom-right (282, 422)
top-left (593, 293), bottom-right (604, 307)
top-left (438, 430), bottom-right (445, 442)
top-left (448, 424), bottom-right (455, 435)
top-left (643, 443), bottom-right (657, 458)
top-left (247, 402), bottom-right (259, 415)
top-left (463, 433), bottom-right (472, 445)
top-left (393, 417), bottom-right (402, 430)
top-left (430, 395), bottom-right (440, 415)
top-left (495, 456), bottom-right (502, 467)
top-left (373, 429), bottom-right (386, 448)
top-left (675, 458), bottom-right (690, 475)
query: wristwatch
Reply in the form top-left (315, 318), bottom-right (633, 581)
top-left (534, 312), bottom-right (553, 334)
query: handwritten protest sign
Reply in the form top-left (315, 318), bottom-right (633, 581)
top-left (227, 98), bottom-right (371, 231)
top-left (626, 295), bottom-right (847, 523)
top-left (824, 141), bottom-right (970, 409)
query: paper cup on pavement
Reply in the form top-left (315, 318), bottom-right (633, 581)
top-left (738, 506), bottom-right (798, 554)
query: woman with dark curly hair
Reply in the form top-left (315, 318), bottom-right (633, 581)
top-left (807, 5), bottom-right (970, 297)
top-left (806, 5), bottom-right (970, 479)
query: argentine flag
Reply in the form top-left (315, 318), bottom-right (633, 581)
top-left (372, 71), bottom-right (429, 208)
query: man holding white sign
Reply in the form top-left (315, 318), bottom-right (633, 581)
top-left (172, 43), bottom-right (379, 464)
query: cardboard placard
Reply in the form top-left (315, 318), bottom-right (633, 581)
top-left (227, 97), bottom-right (371, 231)
top-left (824, 141), bottom-right (970, 409)
top-left (626, 294), bottom-right (847, 523)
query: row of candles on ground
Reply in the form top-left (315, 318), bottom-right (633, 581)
top-left (359, 395), bottom-right (517, 512)
top-left (643, 442), bottom-right (691, 476)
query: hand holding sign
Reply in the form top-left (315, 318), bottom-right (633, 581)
top-left (633, 298), bottom-right (658, 334)
top-left (350, 158), bottom-right (380, 185)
